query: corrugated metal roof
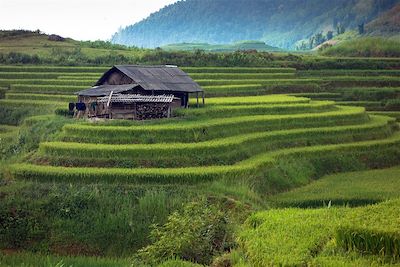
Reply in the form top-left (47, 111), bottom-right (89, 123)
top-left (97, 94), bottom-right (175, 104)
top-left (75, 84), bottom-right (138, 97)
top-left (96, 65), bottom-right (203, 93)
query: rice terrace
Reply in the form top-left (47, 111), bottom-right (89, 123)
top-left (1, 0), bottom-right (400, 266)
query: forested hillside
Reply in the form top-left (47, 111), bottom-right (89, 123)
top-left (111, 0), bottom-right (400, 49)
top-left (366, 3), bottom-right (400, 36)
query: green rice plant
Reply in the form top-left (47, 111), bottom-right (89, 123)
top-left (299, 69), bottom-right (400, 77)
top-left (237, 207), bottom-right (346, 266)
top-left (0, 72), bottom-right (61, 79)
top-left (37, 115), bottom-right (395, 168)
top-left (270, 166), bottom-right (400, 208)
top-left (369, 111), bottom-right (400, 121)
top-left (289, 92), bottom-right (341, 98)
top-left (0, 99), bottom-right (65, 107)
top-left (188, 73), bottom-right (296, 80)
top-left (10, 84), bottom-right (87, 94)
top-left (201, 84), bottom-right (265, 95)
top-left (335, 101), bottom-right (384, 111)
top-left (5, 93), bottom-right (76, 102)
top-left (0, 72), bottom-right (102, 80)
top-left (237, 199), bottom-right (400, 267)
top-left (0, 252), bottom-right (133, 267)
top-left (0, 99), bottom-right (65, 125)
top-left (191, 95), bottom-right (309, 106)
top-left (181, 67), bottom-right (296, 73)
top-left (324, 76), bottom-right (400, 88)
top-left (0, 79), bottom-right (94, 86)
top-left (176, 101), bottom-right (336, 118)
top-left (336, 199), bottom-right (400, 259)
top-left (60, 106), bottom-right (368, 144)
top-left (196, 79), bottom-right (321, 86)
top-left (0, 66), bottom-right (109, 73)
top-left (9, 130), bottom-right (400, 184)
top-left (202, 83), bottom-right (323, 97)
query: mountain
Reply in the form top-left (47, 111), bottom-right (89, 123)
top-left (111, 0), bottom-right (400, 50)
top-left (365, 3), bottom-right (400, 36)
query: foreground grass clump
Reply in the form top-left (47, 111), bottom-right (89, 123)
top-left (236, 198), bottom-right (400, 267)
top-left (237, 208), bottom-right (345, 266)
top-left (271, 166), bottom-right (400, 208)
top-left (336, 199), bottom-right (400, 259)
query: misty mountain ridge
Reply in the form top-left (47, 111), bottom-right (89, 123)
top-left (111, 0), bottom-right (400, 50)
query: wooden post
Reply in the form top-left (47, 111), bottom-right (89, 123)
top-left (196, 92), bottom-right (199, 108)
top-left (107, 91), bottom-right (113, 119)
top-left (202, 91), bottom-right (205, 106)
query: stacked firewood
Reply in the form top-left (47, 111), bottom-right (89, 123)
top-left (136, 103), bottom-right (170, 120)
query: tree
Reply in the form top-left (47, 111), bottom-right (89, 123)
top-left (326, 31), bottom-right (334, 40)
top-left (336, 24), bottom-right (346, 35)
top-left (314, 32), bottom-right (326, 46)
top-left (358, 23), bottom-right (365, 34)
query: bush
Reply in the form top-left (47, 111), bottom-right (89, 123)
top-left (137, 199), bottom-right (232, 265)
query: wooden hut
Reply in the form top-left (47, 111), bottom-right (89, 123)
top-left (74, 65), bottom-right (204, 120)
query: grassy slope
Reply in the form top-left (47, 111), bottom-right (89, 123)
top-left (0, 34), bottom-right (145, 59)
top-left (320, 37), bottom-right (400, 57)
top-left (161, 41), bottom-right (282, 52)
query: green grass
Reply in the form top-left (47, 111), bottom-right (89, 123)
top-left (271, 166), bottom-right (400, 208)
top-left (336, 199), bottom-right (400, 259)
top-left (0, 252), bottom-right (132, 267)
top-left (5, 93), bottom-right (76, 102)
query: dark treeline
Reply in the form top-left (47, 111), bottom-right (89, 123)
top-left (1, 49), bottom-right (400, 70)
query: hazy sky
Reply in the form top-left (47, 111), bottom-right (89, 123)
top-left (1, 0), bottom-right (179, 41)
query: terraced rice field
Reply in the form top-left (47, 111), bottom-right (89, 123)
top-left (0, 65), bottom-right (399, 184)
top-left (1, 64), bottom-right (400, 266)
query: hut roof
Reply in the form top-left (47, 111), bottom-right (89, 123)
top-left (96, 65), bottom-right (203, 93)
top-left (75, 84), bottom-right (138, 97)
top-left (97, 94), bottom-right (175, 104)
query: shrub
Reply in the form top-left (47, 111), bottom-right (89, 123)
top-left (137, 200), bottom-right (232, 265)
